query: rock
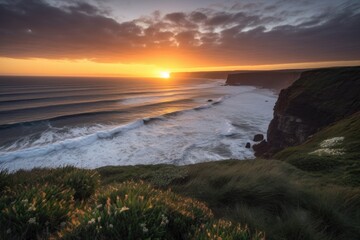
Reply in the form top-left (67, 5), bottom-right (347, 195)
top-left (207, 99), bottom-right (213, 102)
top-left (245, 142), bottom-right (251, 148)
top-left (225, 71), bottom-right (301, 92)
top-left (253, 134), bottom-right (264, 142)
top-left (252, 140), bottom-right (269, 157)
top-left (256, 66), bottom-right (360, 158)
top-left (265, 100), bottom-right (269, 102)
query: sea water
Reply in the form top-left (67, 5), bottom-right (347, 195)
top-left (0, 76), bottom-right (276, 171)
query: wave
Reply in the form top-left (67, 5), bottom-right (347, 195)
top-left (0, 97), bottom-right (199, 127)
top-left (163, 97), bottom-right (224, 117)
top-left (0, 120), bottom-right (144, 163)
top-left (0, 89), bottom-right (168, 103)
top-left (0, 86), bottom-right (115, 99)
top-left (0, 97), bottom-right (225, 163)
top-left (0, 81), bottom-right (220, 102)
top-left (0, 92), bottom-right (193, 113)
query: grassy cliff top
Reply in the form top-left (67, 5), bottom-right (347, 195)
top-left (275, 111), bottom-right (360, 186)
top-left (277, 66), bottom-right (360, 122)
top-left (2, 156), bottom-right (360, 240)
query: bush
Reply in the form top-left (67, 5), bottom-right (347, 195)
top-left (0, 183), bottom-right (75, 239)
top-left (65, 181), bottom-right (261, 240)
top-left (0, 169), bottom-right (10, 193)
top-left (64, 169), bottom-right (100, 200)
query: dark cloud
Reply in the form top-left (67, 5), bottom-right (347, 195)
top-left (189, 11), bottom-right (207, 22)
top-left (0, 0), bottom-right (359, 67)
top-left (164, 12), bottom-right (187, 23)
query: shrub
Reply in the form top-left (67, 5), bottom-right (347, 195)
top-left (64, 169), bottom-right (100, 200)
top-left (0, 169), bottom-right (10, 193)
top-left (0, 183), bottom-right (74, 239)
top-left (194, 220), bottom-right (262, 240)
top-left (65, 181), bottom-right (261, 240)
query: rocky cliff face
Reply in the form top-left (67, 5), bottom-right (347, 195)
top-left (226, 70), bottom-right (301, 91)
top-left (254, 66), bottom-right (360, 157)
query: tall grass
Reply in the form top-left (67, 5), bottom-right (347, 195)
top-left (65, 181), bottom-right (261, 239)
top-left (1, 167), bottom-right (262, 240)
top-left (0, 169), bottom-right (10, 193)
top-left (98, 160), bottom-right (360, 240)
top-left (171, 160), bottom-right (360, 240)
top-left (0, 183), bottom-right (75, 239)
top-left (2, 158), bottom-right (359, 239)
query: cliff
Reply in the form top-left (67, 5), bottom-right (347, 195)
top-left (226, 70), bottom-right (302, 91)
top-left (254, 66), bottom-right (360, 157)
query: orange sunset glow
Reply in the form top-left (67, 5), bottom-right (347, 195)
top-left (0, 0), bottom-right (359, 77)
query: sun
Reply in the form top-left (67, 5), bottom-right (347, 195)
top-left (160, 71), bottom-right (170, 79)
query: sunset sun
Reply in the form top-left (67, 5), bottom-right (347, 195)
top-left (160, 71), bottom-right (170, 79)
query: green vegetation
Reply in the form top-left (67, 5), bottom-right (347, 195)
top-left (0, 167), bottom-right (261, 240)
top-left (3, 156), bottom-right (358, 239)
top-left (284, 67), bottom-right (360, 121)
top-left (98, 160), bottom-right (360, 240)
top-left (1, 183), bottom-right (74, 239)
top-left (0, 169), bottom-right (10, 193)
top-left (63, 169), bottom-right (100, 200)
top-left (66, 181), bottom-right (260, 240)
top-left (275, 112), bottom-right (360, 186)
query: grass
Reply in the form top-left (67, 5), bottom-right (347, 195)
top-left (0, 167), bottom-right (261, 240)
top-left (1, 160), bottom-right (359, 239)
top-left (283, 67), bottom-right (360, 122)
top-left (97, 159), bottom-right (360, 240)
top-left (275, 112), bottom-right (360, 186)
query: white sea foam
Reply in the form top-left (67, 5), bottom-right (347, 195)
top-left (0, 85), bottom-right (277, 172)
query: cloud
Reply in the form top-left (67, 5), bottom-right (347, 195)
top-left (0, 0), bottom-right (359, 67)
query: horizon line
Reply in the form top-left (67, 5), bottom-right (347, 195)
top-left (1, 60), bottom-right (359, 78)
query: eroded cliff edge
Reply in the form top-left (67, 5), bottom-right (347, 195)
top-left (226, 70), bottom-right (302, 91)
top-left (254, 66), bottom-right (360, 157)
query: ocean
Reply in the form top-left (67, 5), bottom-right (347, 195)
top-left (0, 76), bottom-right (277, 171)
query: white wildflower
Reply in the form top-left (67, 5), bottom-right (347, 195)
top-left (28, 206), bottom-right (36, 211)
top-left (28, 217), bottom-right (36, 224)
top-left (140, 223), bottom-right (149, 233)
top-left (310, 148), bottom-right (345, 156)
top-left (320, 137), bottom-right (344, 148)
top-left (310, 137), bottom-right (345, 156)
top-left (161, 214), bottom-right (169, 226)
top-left (88, 218), bottom-right (96, 225)
top-left (119, 206), bottom-right (129, 213)
top-left (97, 217), bottom-right (101, 222)
top-left (109, 224), bottom-right (113, 228)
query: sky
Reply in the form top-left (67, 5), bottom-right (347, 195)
top-left (0, 0), bottom-right (359, 77)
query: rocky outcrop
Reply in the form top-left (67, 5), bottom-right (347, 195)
top-left (254, 66), bottom-right (360, 157)
top-left (252, 140), bottom-right (269, 157)
top-left (226, 70), bottom-right (302, 91)
top-left (253, 134), bottom-right (264, 142)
